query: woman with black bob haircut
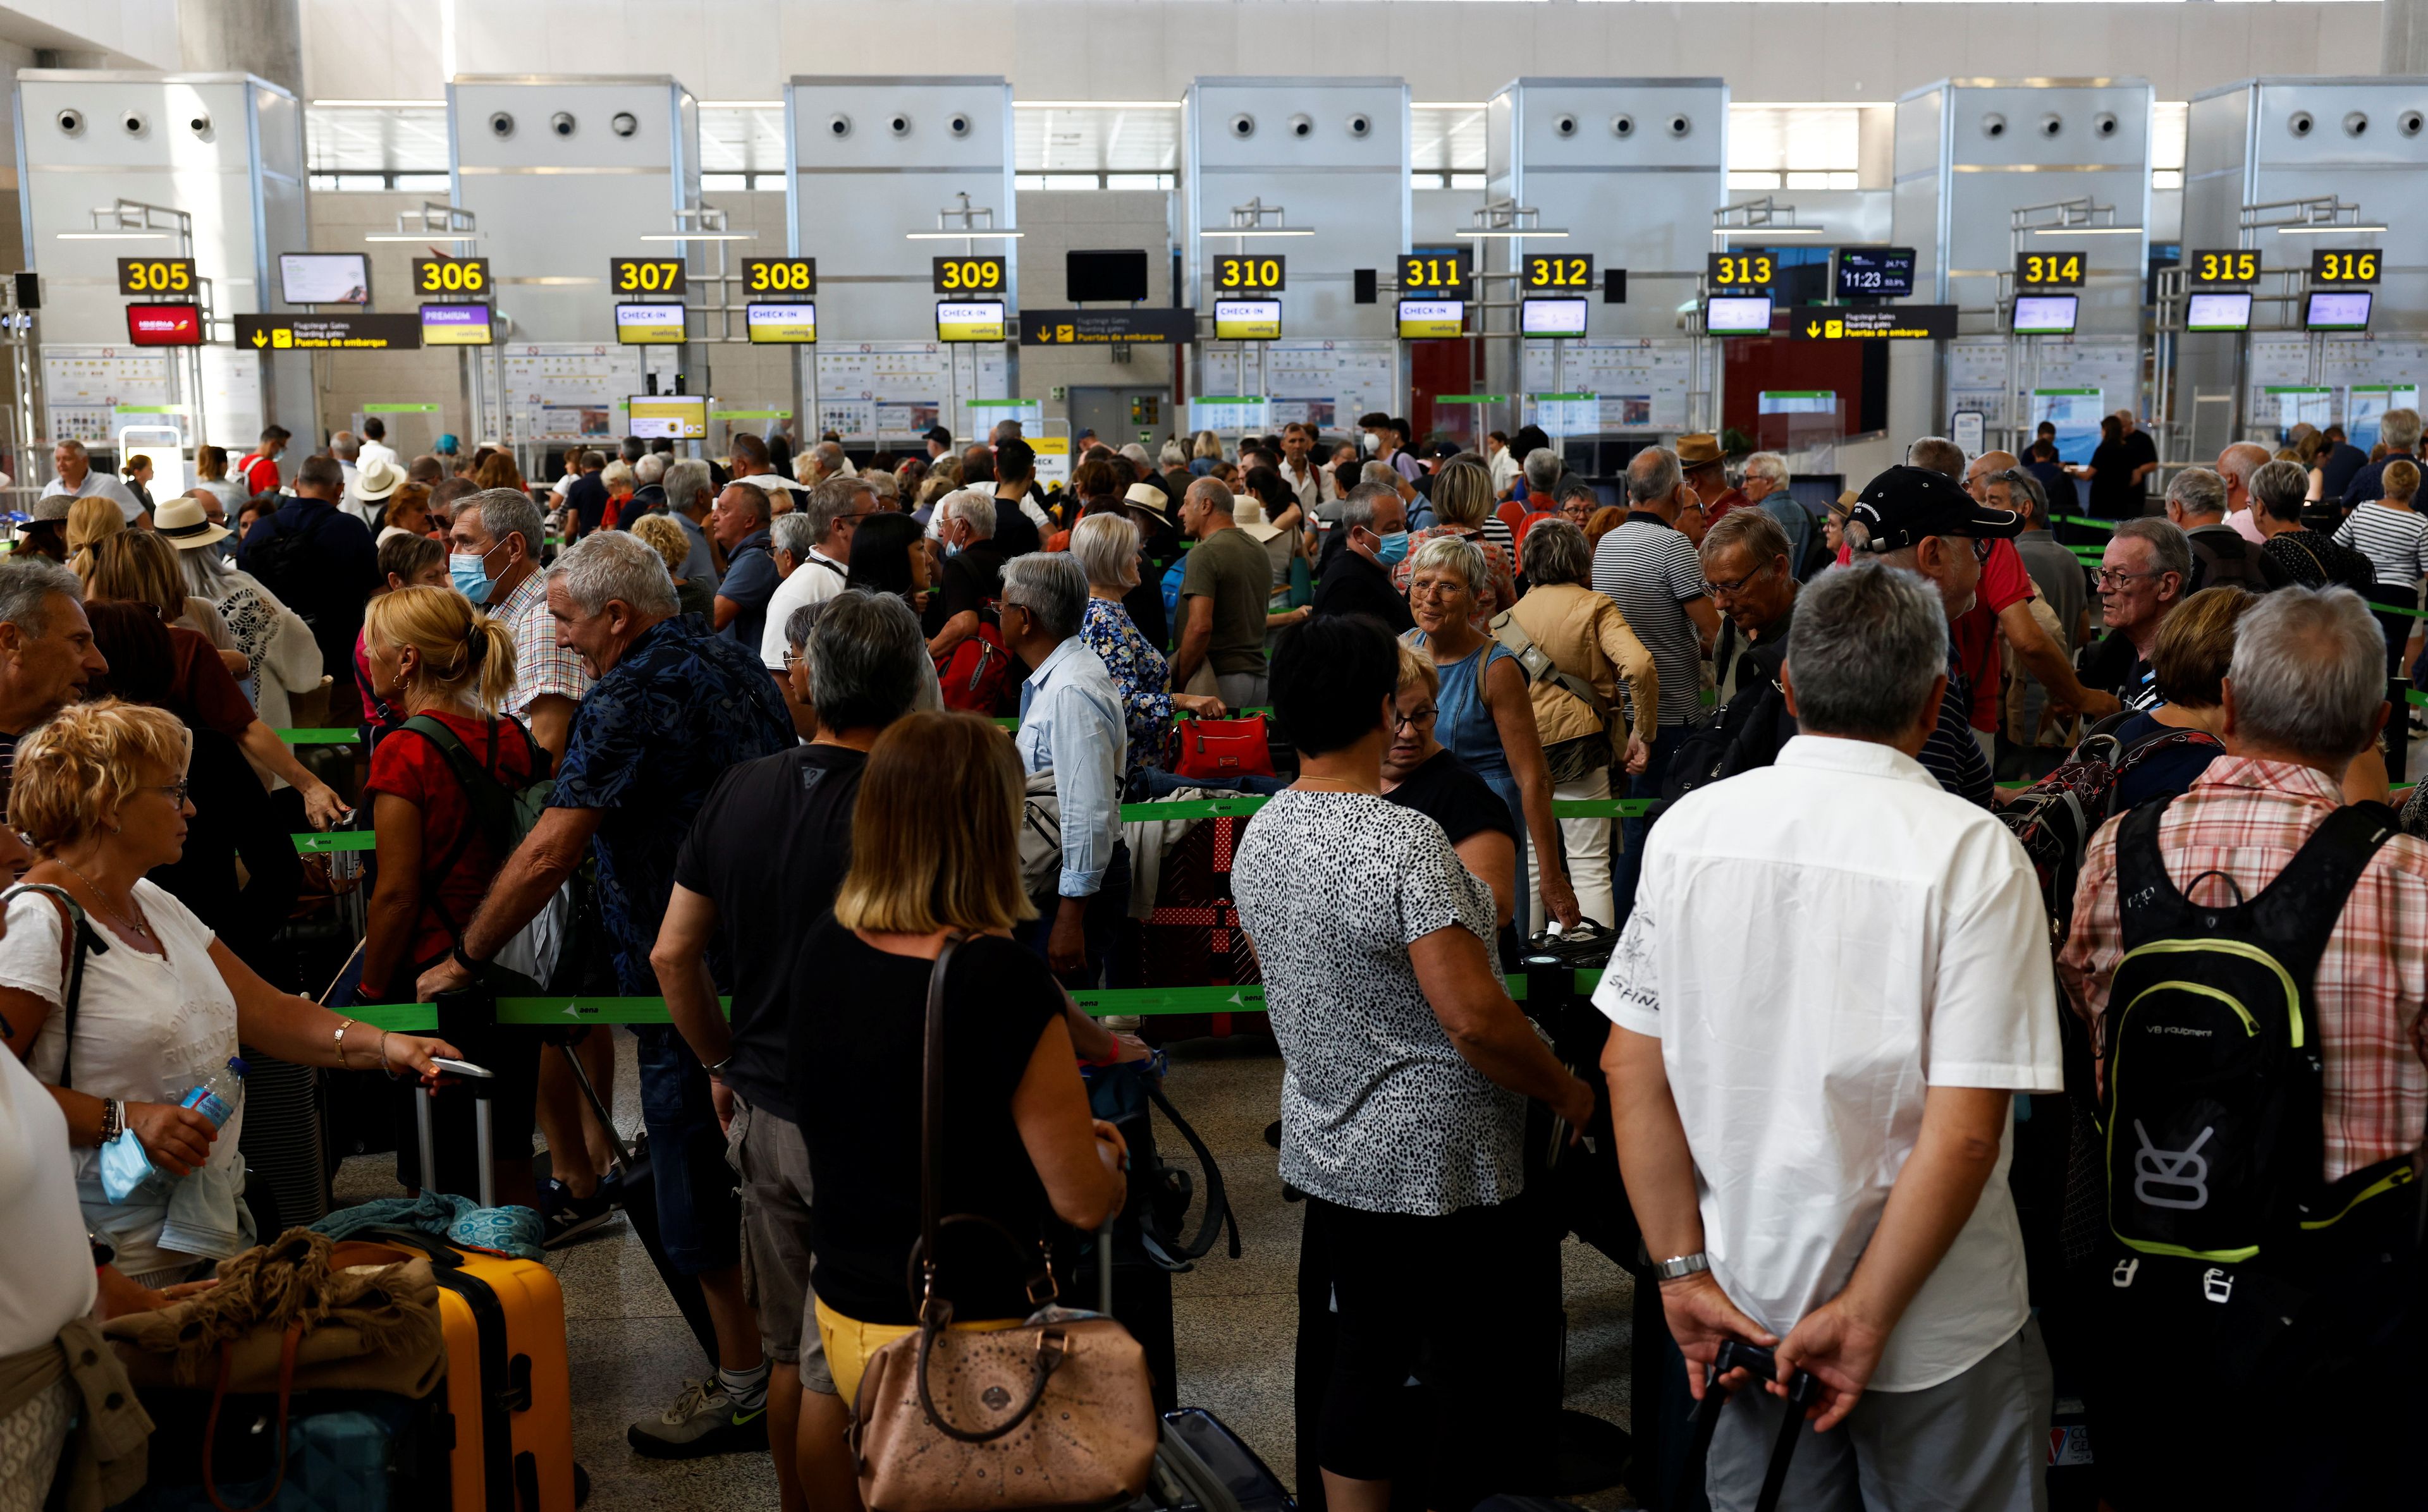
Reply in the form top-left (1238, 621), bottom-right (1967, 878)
top-left (1229, 613), bottom-right (1593, 1512)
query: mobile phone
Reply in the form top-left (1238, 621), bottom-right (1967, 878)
top-left (429, 1056), bottom-right (494, 1078)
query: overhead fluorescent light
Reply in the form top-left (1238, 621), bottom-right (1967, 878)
top-left (639, 232), bottom-right (757, 242)
top-left (1713, 226), bottom-right (1822, 236)
top-left (1198, 228), bottom-right (1315, 238)
top-left (2276, 223), bottom-right (2390, 234)
top-left (2030, 226), bottom-right (2145, 235)
top-left (58, 231), bottom-right (169, 240)
top-left (1456, 228), bottom-right (1569, 239)
top-left (365, 232), bottom-right (479, 242)
top-left (905, 230), bottom-right (1025, 239)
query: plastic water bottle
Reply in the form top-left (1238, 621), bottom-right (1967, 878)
top-left (100, 1057), bottom-right (247, 1203)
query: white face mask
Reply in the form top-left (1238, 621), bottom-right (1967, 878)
top-left (1361, 432), bottom-right (1381, 456)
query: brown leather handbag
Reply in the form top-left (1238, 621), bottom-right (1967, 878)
top-left (849, 934), bottom-right (1158, 1511)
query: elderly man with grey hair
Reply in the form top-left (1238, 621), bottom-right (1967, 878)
top-left (451, 486), bottom-right (588, 763)
top-left (928, 485), bottom-right (1005, 660)
top-left (418, 527), bottom-right (792, 1456)
top-left (41, 436), bottom-right (144, 524)
top-left (1605, 558), bottom-right (2060, 1512)
top-left (2165, 464), bottom-right (2286, 591)
top-left (0, 555), bottom-right (106, 875)
top-left (1311, 479), bottom-right (1413, 631)
top-left (2340, 403), bottom-right (2421, 508)
top-left (1594, 444), bottom-right (1725, 918)
top-left (2215, 440), bottom-right (2276, 546)
top-left (757, 473), bottom-right (871, 672)
top-left (2059, 584), bottom-right (2424, 1504)
top-left (2082, 515), bottom-right (2193, 715)
top-left (661, 456), bottom-right (721, 588)
top-left (1000, 552), bottom-right (1131, 982)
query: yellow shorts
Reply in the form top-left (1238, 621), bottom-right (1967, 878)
top-left (814, 1298), bottom-right (1027, 1408)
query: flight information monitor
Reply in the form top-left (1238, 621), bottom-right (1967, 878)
top-left (1215, 298), bottom-right (1284, 341)
top-left (278, 252), bottom-right (371, 305)
top-left (1834, 247), bottom-right (1916, 299)
top-left (2013, 295), bottom-right (2079, 335)
top-left (627, 395), bottom-right (708, 439)
top-left (745, 302), bottom-right (818, 344)
top-left (1520, 297), bottom-right (1588, 339)
top-left (2185, 292), bottom-right (2252, 333)
top-left (2305, 291), bottom-right (2373, 331)
top-left (1703, 296), bottom-right (1774, 335)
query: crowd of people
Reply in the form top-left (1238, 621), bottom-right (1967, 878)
top-left (4, 406), bottom-right (2424, 1512)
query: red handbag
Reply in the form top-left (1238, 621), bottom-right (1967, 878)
top-left (1170, 714), bottom-right (1274, 779)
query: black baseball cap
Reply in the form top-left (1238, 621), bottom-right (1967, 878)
top-left (921, 425), bottom-right (952, 448)
top-left (1848, 464), bottom-right (2021, 553)
top-left (1423, 439), bottom-right (1461, 461)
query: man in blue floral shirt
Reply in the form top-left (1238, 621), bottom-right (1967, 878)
top-left (420, 530), bottom-right (792, 1458)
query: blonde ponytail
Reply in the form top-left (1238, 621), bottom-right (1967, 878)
top-left (363, 584), bottom-right (522, 716)
top-left (470, 614), bottom-right (516, 715)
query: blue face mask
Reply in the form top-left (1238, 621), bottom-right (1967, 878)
top-left (448, 549), bottom-right (497, 605)
top-left (1373, 529), bottom-right (1412, 565)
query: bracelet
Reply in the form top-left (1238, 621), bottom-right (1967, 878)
top-left (98, 1097), bottom-right (123, 1145)
top-left (333, 1018), bottom-right (357, 1069)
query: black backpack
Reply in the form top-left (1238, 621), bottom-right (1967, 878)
top-left (242, 518), bottom-right (314, 626)
top-left (2101, 798), bottom-right (2409, 1267)
top-left (2186, 526), bottom-right (2278, 594)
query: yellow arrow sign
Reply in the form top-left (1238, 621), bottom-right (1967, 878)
top-left (251, 330), bottom-right (267, 348)
top-left (1806, 320), bottom-right (1821, 337)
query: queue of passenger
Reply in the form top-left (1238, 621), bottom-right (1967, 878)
top-left (5, 414), bottom-right (2426, 1512)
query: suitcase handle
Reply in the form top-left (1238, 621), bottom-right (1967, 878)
top-left (1676, 1339), bottom-right (1822, 1512)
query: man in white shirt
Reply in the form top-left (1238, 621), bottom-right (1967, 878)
top-left (1485, 429), bottom-right (1520, 498)
top-left (329, 430), bottom-right (362, 509)
top-left (758, 475), bottom-right (868, 673)
top-left (1600, 558), bottom-right (2059, 1511)
top-left (1277, 421), bottom-right (1323, 518)
top-left (733, 432), bottom-right (809, 504)
top-left (357, 416), bottom-right (400, 472)
top-left (39, 439), bottom-right (143, 524)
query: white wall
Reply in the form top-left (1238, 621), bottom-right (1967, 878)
top-left (301, 0), bottom-right (2381, 107)
top-left (2, 0), bottom-right (180, 70)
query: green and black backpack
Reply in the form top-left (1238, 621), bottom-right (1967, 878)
top-left (2102, 797), bottom-right (2413, 1267)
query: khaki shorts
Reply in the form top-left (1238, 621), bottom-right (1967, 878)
top-left (723, 1093), bottom-right (834, 1394)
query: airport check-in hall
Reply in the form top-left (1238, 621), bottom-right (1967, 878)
top-left (7, 3), bottom-right (2428, 1511)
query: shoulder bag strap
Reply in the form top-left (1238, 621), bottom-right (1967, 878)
top-left (0, 882), bottom-right (102, 1088)
top-left (912, 932), bottom-right (965, 1322)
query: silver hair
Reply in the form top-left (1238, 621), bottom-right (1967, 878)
top-left (1784, 563), bottom-right (1951, 741)
top-left (1521, 518), bottom-right (1593, 587)
top-left (785, 599), bottom-right (825, 654)
top-left (1523, 446), bottom-right (1562, 493)
top-left (177, 542), bottom-right (235, 600)
top-left (2111, 516), bottom-right (2193, 588)
top-left (0, 556), bottom-right (81, 636)
top-left (810, 441), bottom-right (846, 475)
top-left (863, 471), bottom-right (898, 503)
top-left (1906, 436), bottom-right (1965, 481)
top-left (1070, 511), bottom-right (1141, 591)
top-left (330, 431), bottom-right (359, 461)
top-left (770, 511), bottom-right (818, 563)
top-left (1407, 532), bottom-right (1486, 592)
top-left (2226, 586), bottom-right (2388, 761)
top-left (806, 589), bottom-right (928, 731)
top-left (801, 475), bottom-right (873, 542)
top-left (1359, 460), bottom-right (1401, 490)
top-left (2250, 459), bottom-right (2310, 523)
top-left (663, 457), bottom-right (713, 514)
top-left (2166, 466), bottom-right (2229, 521)
top-left (2217, 442), bottom-right (2271, 494)
top-left (1119, 442), bottom-right (1153, 472)
top-left (1628, 446), bottom-right (1683, 507)
top-left (938, 487), bottom-right (996, 538)
top-left (52, 438), bottom-right (88, 458)
top-left (2381, 407), bottom-right (2422, 452)
top-left (1700, 506), bottom-right (1792, 568)
top-left (634, 453), bottom-right (668, 485)
top-left (1159, 439), bottom-right (1187, 468)
top-left (1000, 552), bottom-right (1089, 641)
top-left (1338, 480), bottom-right (1401, 533)
top-left (989, 418), bottom-right (1024, 444)
top-left (1996, 468), bottom-right (2050, 523)
top-left (546, 528), bottom-right (680, 618)
top-left (463, 488), bottom-right (545, 559)
top-left (1743, 451), bottom-right (1789, 485)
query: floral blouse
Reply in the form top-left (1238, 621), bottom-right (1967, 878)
top-left (1080, 595), bottom-right (1172, 781)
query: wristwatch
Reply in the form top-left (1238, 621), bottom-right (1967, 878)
top-left (1653, 1251), bottom-right (1711, 1281)
top-left (451, 942), bottom-right (485, 975)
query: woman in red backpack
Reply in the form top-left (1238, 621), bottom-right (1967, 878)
top-left (352, 584), bottom-right (544, 1204)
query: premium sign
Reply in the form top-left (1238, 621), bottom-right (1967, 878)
top-left (1018, 308), bottom-right (1198, 346)
top-left (420, 303), bottom-right (493, 346)
top-left (1785, 304), bottom-right (1958, 340)
top-left (235, 314), bottom-right (422, 350)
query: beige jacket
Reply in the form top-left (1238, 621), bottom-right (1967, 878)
top-left (1504, 582), bottom-right (1659, 748)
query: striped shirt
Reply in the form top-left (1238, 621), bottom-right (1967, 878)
top-left (494, 568), bottom-right (592, 719)
top-left (2061, 758), bottom-right (2428, 1183)
top-left (1917, 649), bottom-right (1994, 808)
top-left (2333, 501), bottom-right (2428, 587)
top-left (1590, 513), bottom-right (1708, 727)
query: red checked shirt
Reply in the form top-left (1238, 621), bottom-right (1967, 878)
top-left (2058, 757), bottom-right (2428, 1183)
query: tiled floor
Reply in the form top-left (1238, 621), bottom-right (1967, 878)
top-left (333, 1032), bottom-right (1646, 1510)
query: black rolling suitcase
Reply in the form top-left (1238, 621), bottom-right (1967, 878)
top-left (1671, 1341), bottom-right (1823, 1512)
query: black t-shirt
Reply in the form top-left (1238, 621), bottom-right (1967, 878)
top-left (926, 539), bottom-right (1009, 637)
top-left (2082, 631), bottom-right (2161, 712)
top-left (993, 495), bottom-right (1041, 558)
top-left (1311, 547), bottom-right (1414, 632)
top-left (790, 922), bottom-right (1062, 1324)
top-left (2088, 441), bottom-right (2141, 519)
top-left (565, 472), bottom-right (610, 535)
top-left (2120, 430), bottom-right (2159, 506)
top-left (671, 745), bottom-right (869, 1122)
top-left (1383, 749), bottom-right (1521, 963)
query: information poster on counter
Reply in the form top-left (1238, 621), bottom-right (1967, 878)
top-left (1521, 339), bottom-right (1693, 432)
top-left (813, 342), bottom-right (1008, 443)
top-left (1202, 341), bottom-right (1396, 434)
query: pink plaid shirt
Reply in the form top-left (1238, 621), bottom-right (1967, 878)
top-left (2059, 756), bottom-right (2428, 1183)
top-left (494, 568), bottom-right (590, 717)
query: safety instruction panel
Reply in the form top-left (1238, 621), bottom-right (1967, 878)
top-left (1946, 337), bottom-right (2138, 433)
top-left (500, 344), bottom-right (677, 444)
top-left (41, 347), bottom-right (175, 448)
top-left (200, 348), bottom-right (263, 455)
top-left (2248, 334), bottom-right (2428, 429)
top-left (1202, 341), bottom-right (1397, 434)
top-left (1520, 340), bottom-right (1695, 432)
top-left (813, 343), bottom-right (1009, 444)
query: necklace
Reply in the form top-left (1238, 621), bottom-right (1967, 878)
top-left (58, 860), bottom-right (154, 943)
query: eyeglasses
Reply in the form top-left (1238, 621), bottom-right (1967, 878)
top-left (2095, 567), bottom-right (2164, 591)
top-left (1392, 705), bottom-right (1438, 731)
top-left (146, 779), bottom-right (190, 807)
top-left (781, 648), bottom-right (804, 669)
top-left (1703, 562), bottom-right (1775, 597)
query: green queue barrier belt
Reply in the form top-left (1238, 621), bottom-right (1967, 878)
top-left (276, 729), bottom-right (362, 744)
top-left (2056, 516), bottom-right (2117, 533)
top-left (341, 968), bottom-right (1607, 1032)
